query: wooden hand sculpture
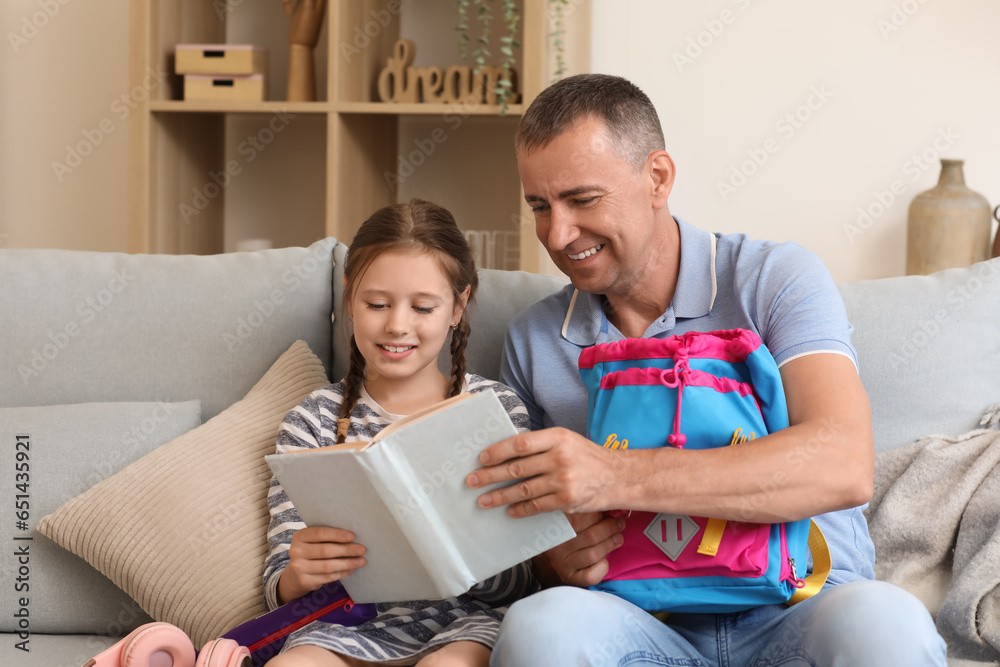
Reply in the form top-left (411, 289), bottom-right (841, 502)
top-left (282, 0), bottom-right (326, 101)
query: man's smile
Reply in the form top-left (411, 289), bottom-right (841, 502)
top-left (567, 244), bottom-right (605, 261)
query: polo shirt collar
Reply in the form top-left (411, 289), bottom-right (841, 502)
top-left (672, 216), bottom-right (718, 319)
top-left (559, 216), bottom-right (718, 346)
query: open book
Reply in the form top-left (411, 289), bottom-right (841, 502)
top-left (265, 389), bottom-right (576, 603)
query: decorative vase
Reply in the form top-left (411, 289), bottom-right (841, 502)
top-left (993, 206), bottom-right (1000, 259)
top-left (906, 159), bottom-right (991, 275)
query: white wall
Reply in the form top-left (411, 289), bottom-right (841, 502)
top-left (1, 0), bottom-right (130, 251)
top-left (590, 0), bottom-right (1000, 282)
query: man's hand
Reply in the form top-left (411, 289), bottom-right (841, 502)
top-left (537, 512), bottom-right (625, 587)
top-left (465, 427), bottom-right (630, 517)
top-left (277, 526), bottom-right (366, 605)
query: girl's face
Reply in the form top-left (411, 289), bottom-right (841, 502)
top-left (349, 248), bottom-right (467, 390)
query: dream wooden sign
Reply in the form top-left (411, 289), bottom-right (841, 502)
top-left (377, 39), bottom-right (519, 106)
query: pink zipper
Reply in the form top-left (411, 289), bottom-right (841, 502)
top-left (779, 523), bottom-right (805, 589)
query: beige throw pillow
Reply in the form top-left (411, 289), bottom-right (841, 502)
top-left (38, 340), bottom-right (329, 646)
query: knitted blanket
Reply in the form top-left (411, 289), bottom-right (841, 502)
top-left (865, 405), bottom-right (1000, 663)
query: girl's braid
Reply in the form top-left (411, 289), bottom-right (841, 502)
top-left (448, 312), bottom-right (471, 398)
top-left (336, 335), bottom-right (366, 443)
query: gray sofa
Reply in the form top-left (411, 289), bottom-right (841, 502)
top-left (1, 238), bottom-right (998, 667)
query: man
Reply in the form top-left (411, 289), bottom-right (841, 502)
top-left (465, 74), bottom-right (945, 665)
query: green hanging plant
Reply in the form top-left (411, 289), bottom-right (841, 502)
top-left (495, 0), bottom-right (520, 114)
top-left (456, 0), bottom-right (520, 114)
top-left (472, 0), bottom-right (494, 76)
top-left (455, 0), bottom-right (471, 62)
top-left (549, 0), bottom-right (569, 83)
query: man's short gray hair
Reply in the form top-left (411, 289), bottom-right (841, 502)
top-left (515, 74), bottom-right (666, 171)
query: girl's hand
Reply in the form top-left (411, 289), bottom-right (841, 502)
top-left (277, 526), bottom-right (367, 604)
top-left (539, 512), bottom-right (623, 588)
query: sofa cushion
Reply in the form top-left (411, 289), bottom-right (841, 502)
top-left (0, 239), bottom-right (341, 420)
top-left (404, 268), bottom-right (570, 384)
top-left (0, 401), bottom-right (201, 634)
top-left (37, 340), bottom-right (329, 647)
top-left (839, 258), bottom-right (1000, 452)
top-left (332, 240), bottom-right (348, 383)
top-left (464, 269), bottom-right (571, 381)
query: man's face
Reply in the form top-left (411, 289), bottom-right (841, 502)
top-left (518, 116), bottom-right (664, 297)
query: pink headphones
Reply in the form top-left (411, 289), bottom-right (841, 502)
top-left (83, 622), bottom-right (251, 667)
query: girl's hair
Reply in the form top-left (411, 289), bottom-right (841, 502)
top-left (336, 198), bottom-right (478, 442)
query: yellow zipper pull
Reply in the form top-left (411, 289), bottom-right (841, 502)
top-left (697, 518), bottom-right (727, 556)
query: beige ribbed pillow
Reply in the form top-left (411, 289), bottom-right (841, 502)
top-left (38, 340), bottom-right (329, 646)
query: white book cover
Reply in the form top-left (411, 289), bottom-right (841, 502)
top-left (266, 389), bottom-right (576, 603)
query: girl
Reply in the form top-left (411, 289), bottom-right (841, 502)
top-left (263, 199), bottom-right (536, 667)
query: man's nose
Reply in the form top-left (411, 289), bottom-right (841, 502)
top-left (545, 205), bottom-right (580, 251)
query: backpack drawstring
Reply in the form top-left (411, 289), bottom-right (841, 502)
top-left (661, 351), bottom-right (690, 448)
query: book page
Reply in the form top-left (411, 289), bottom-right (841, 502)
top-left (285, 394), bottom-right (475, 454)
top-left (371, 392), bottom-right (473, 443)
top-left (370, 391), bottom-right (575, 595)
top-left (283, 440), bottom-right (371, 453)
top-left (264, 451), bottom-right (432, 602)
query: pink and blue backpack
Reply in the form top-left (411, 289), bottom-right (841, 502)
top-left (578, 329), bottom-right (830, 613)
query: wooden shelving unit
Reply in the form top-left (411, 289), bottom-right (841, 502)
top-left (147, 101), bottom-right (330, 113)
top-left (127, 0), bottom-right (547, 272)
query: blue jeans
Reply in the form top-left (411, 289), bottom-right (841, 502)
top-left (491, 581), bottom-right (946, 666)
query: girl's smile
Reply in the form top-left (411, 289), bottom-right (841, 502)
top-left (376, 343), bottom-right (417, 359)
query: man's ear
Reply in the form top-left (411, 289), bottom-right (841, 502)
top-left (452, 285), bottom-right (472, 326)
top-left (648, 150), bottom-right (676, 210)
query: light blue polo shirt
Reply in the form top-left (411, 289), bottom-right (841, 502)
top-left (500, 216), bottom-right (875, 586)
